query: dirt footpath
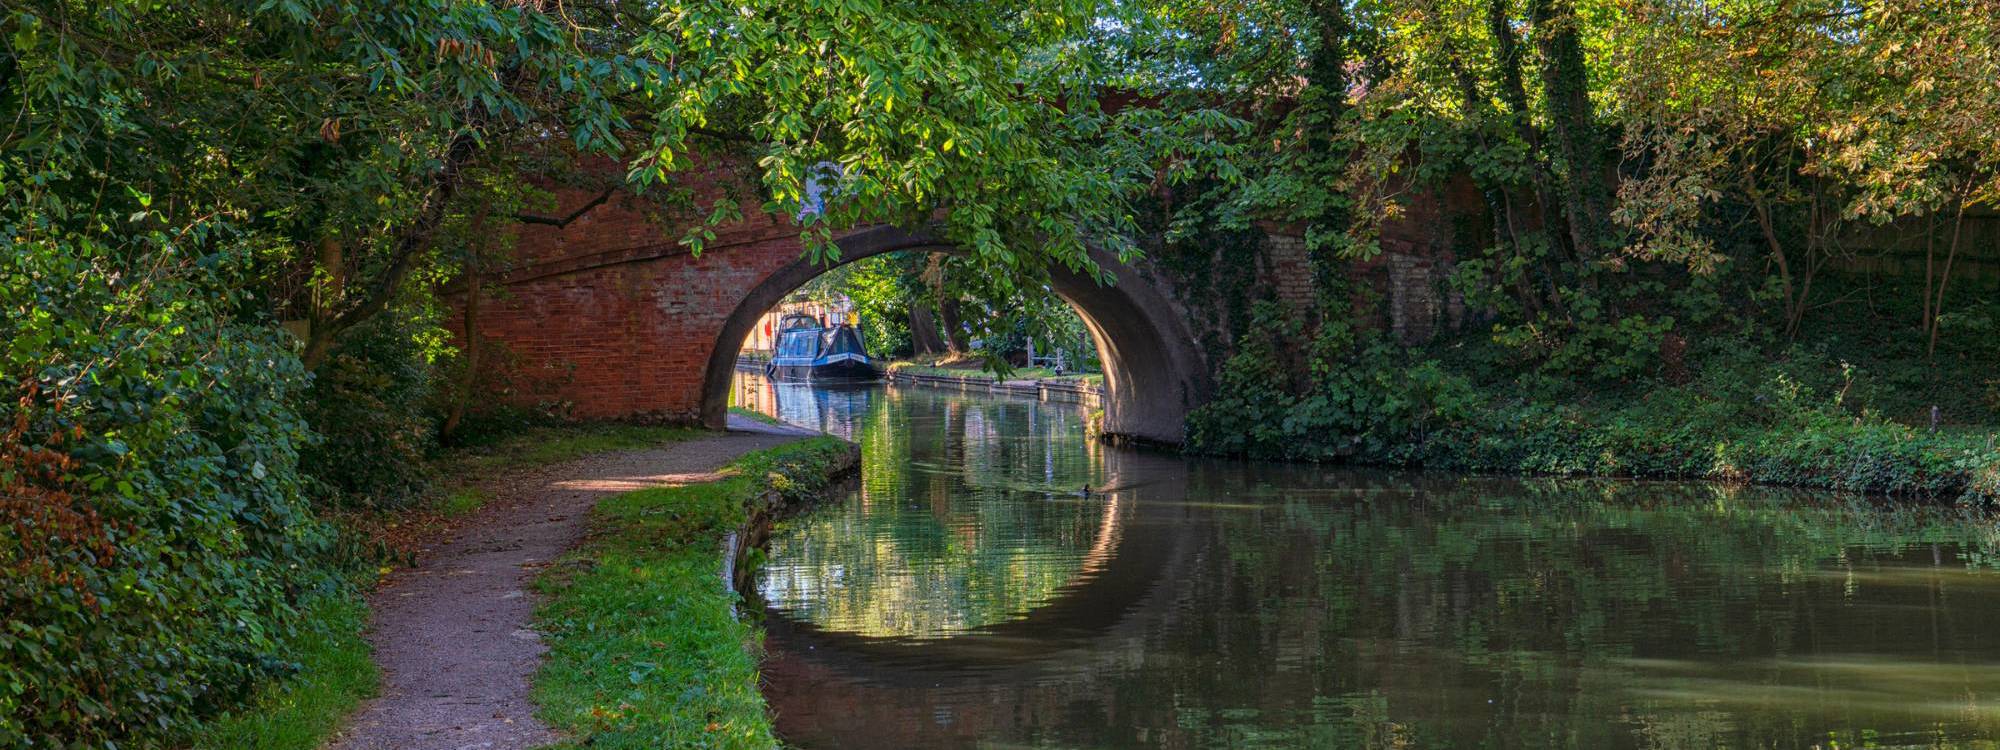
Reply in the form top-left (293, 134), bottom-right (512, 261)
top-left (325, 416), bottom-right (816, 750)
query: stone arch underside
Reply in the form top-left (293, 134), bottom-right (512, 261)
top-left (698, 225), bottom-right (1210, 444)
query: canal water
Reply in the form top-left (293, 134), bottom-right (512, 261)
top-left (732, 370), bottom-right (2000, 749)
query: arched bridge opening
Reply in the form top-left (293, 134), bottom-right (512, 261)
top-left (446, 195), bottom-right (1210, 445)
top-left (702, 226), bottom-right (1207, 444)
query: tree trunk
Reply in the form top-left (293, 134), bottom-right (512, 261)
top-left (1923, 211), bottom-right (1937, 337)
top-left (302, 236), bottom-right (346, 369)
top-left (909, 302), bottom-right (948, 356)
top-left (1748, 189), bottom-right (1801, 335)
top-left (1300, 0), bottom-right (1355, 322)
top-left (1529, 0), bottom-right (1610, 260)
top-left (1429, 10), bottom-right (1540, 318)
top-left (1928, 196), bottom-right (1969, 357)
top-left (440, 266), bottom-right (481, 441)
top-left (299, 66), bottom-right (517, 370)
top-left (1487, 0), bottom-right (1574, 306)
top-left (938, 296), bottom-right (971, 356)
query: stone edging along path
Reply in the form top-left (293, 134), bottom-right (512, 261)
top-left (324, 415), bottom-right (820, 750)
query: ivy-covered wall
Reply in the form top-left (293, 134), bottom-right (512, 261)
top-left (1151, 174), bottom-right (1490, 375)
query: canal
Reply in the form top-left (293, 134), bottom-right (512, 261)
top-left (732, 370), bottom-right (2000, 749)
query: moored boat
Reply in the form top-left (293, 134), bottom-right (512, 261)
top-left (765, 314), bottom-right (881, 382)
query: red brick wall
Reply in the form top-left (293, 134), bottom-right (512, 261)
top-left (447, 178), bottom-right (815, 422)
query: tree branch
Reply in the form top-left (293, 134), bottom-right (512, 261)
top-left (514, 186), bottom-right (615, 227)
top-left (688, 126), bottom-right (757, 143)
top-left (304, 97), bottom-right (498, 369)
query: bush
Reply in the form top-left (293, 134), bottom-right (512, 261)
top-left (1186, 302), bottom-right (2000, 504)
top-left (0, 241), bottom-right (331, 747)
top-left (300, 313), bottom-right (440, 509)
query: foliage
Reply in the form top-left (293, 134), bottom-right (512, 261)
top-left (1130, 0), bottom-right (1999, 492)
top-left (533, 437), bottom-right (852, 750)
top-left (5, 0), bottom-right (2000, 740)
top-left (300, 312), bottom-right (442, 510)
top-left (794, 250), bottom-right (1101, 370)
top-left (1118, 0), bottom-right (1998, 372)
top-left (1188, 305), bottom-right (2000, 504)
top-left (185, 593), bottom-right (377, 750)
top-left (6, 0), bottom-right (1173, 738)
top-left (0, 236), bottom-right (330, 746)
top-left (794, 253), bottom-right (922, 358)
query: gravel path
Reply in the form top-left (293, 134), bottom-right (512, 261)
top-left (325, 416), bottom-right (817, 750)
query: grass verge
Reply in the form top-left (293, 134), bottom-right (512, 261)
top-left (532, 436), bottom-right (853, 750)
top-left (186, 593), bottom-right (377, 750)
top-left (447, 423), bottom-right (704, 474)
top-left (727, 406), bottom-right (784, 426)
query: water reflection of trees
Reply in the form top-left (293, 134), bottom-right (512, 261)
top-left (740, 369), bottom-right (2000, 747)
top-left (757, 384), bottom-right (1110, 639)
top-left (1101, 473), bottom-right (2000, 749)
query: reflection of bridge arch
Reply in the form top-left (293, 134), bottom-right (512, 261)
top-left (702, 225), bottom-right (1209, 443)
top-left (752, 447), bottom-right (1204, 685)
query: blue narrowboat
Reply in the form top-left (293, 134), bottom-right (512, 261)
top-left (765, 314), bottom-right (880, 382)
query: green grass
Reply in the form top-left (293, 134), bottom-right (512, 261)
top-left (183, 423), bottom-right (703, 749)
top-left (186, 593), bottom-right (378, 750)
top-left (532, 437), bottom-right (852, 750)
top-left (726, 406), bottom-right (784, 426)
top-left (439, 486), bottom-right (492, 517)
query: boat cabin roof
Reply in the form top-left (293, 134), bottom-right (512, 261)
top-left (778, 313), bottom-right (822, 331)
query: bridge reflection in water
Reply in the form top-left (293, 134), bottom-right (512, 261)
top-left (731, 369), bottom-right (2000, 750)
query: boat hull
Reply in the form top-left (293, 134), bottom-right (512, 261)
top-left (766, 356), bottom-right (881, 383)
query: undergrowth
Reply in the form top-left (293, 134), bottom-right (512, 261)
top-left (1188, 301), bottom-right (2000, 504)
top-left (185, 593), bottom-right (377, 750)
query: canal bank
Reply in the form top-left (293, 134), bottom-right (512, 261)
top-left (531, 432), bottom-right (856, 750)
top-left (735, 357), bottom-right (1105, 409)
top-left (883, 362), bottom-right (1103, 409)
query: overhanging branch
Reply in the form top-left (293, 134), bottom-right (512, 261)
top-left (515, 186), bottom-right (616, 227)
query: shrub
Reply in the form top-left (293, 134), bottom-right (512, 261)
top-left (300, 313), bottom-right (440, 509)
top-left (1, 241), bottom-right (330, 747)
top-left (1186, 302), bottom-right (2000, 504)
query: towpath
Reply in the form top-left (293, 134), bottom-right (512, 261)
top-left (325, 415), bottom-right (815, 750)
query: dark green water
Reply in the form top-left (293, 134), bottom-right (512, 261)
top-left (732, 370), bottom-right (2000, 749)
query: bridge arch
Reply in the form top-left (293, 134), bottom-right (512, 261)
top-left (699, 225), bottom-right (1209, 444)
top-left (446, 177), bottom-right (1211, 446)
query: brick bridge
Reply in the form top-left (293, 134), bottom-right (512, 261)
top-left (449, 175), bottom-right (1476, 444)
top-left (452, 182), bottom-right (1220, 443)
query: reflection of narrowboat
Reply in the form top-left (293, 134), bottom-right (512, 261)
top-left (766, 314), bottom-right (880, 382)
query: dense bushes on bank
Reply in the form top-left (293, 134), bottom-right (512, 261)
top-left (299, 314), bottom-right (443, 510)
top-left (1188, 301), bottom-right (2000, 504)
top-left (0, 244), bottom-right (333, 746)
